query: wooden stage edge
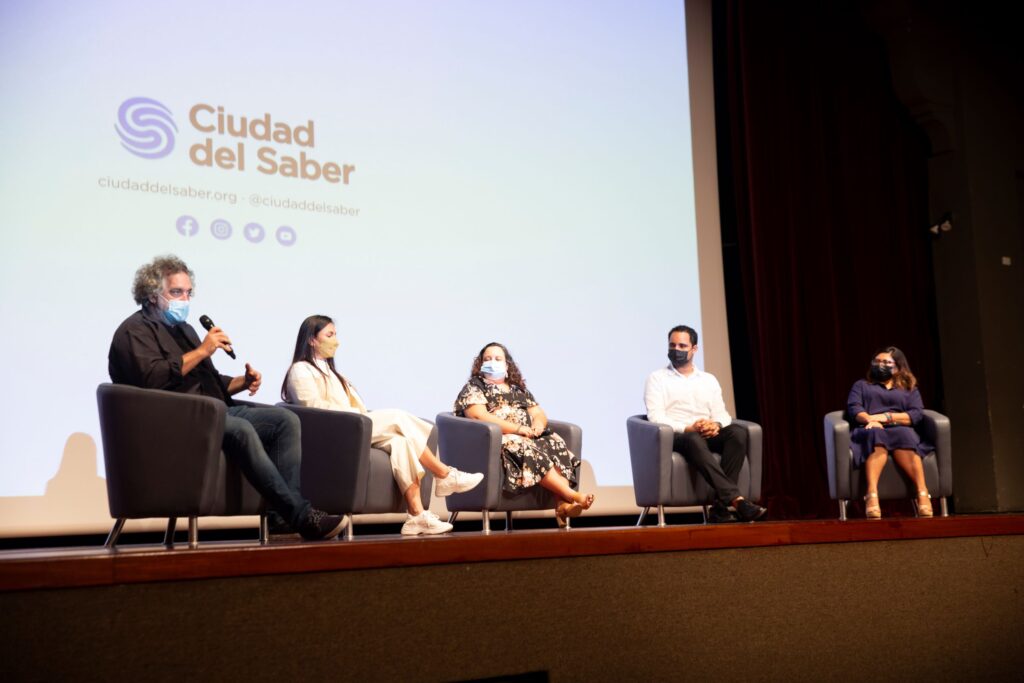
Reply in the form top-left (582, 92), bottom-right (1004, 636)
top-left (2, 514), bottom-right (1022, 593)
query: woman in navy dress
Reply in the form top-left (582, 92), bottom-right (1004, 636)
top-left (847, 346), bottom-right (934, 519)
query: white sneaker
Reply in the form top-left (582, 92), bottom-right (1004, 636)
top-left (434, 467), bottom-right (484, 497)
top-left (401, 510), bottom-right (453, 536)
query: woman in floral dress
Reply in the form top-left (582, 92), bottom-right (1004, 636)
top-left (454, 342), bottom-right (594, 526)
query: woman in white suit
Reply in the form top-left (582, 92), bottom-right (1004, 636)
top-left (282, 315), bottom-right (482, 535)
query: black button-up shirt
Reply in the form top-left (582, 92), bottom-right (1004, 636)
top-left (108, 304), bottom-right (234, 405)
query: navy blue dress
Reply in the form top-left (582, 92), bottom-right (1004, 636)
top-left (846, 379), bottom-right (933, 467)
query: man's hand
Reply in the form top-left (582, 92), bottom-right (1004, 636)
top-left (686, 419), bottom-right (708, 434)
top-left (243, 363), bottom-right (262, 395)
top-left (685, 419), bottom-right (720, 438)
top-left (200, 326), bottom-right (233, 358)
top-left (698, 421), bottom-right (721, 438)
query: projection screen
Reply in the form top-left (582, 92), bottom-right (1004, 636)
top-left (0, 0), bottom-right (731, 536)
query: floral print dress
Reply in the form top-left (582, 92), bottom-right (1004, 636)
top-left (454, 376), bottom-right (579, 493)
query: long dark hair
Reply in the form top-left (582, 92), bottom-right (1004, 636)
top-left (867, 345), bottom-right (917, 391)
top-left (280, 314), bottom-right (351, 400)
top-left (469, 341), bottom-right (526, 390)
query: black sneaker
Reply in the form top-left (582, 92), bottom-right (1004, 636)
top-left (267, 512), bottom-right (294, 536)
top-left (707, 502), bottom-right (738, 523)
top-left (734, 498), bottom-right (768, 522)
top-left (298, 509), bottom-right (348, 540)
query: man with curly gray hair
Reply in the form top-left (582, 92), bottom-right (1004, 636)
top-left (130, 254), bottom-right (195, 305)
top-left (108, 254), bottom-right (347, 541)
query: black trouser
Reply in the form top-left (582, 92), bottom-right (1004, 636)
top-left (672, 423), bottom-right (748, 507)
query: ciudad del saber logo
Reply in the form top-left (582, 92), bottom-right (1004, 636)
top-left (115, 96), bottom-right (355, 185)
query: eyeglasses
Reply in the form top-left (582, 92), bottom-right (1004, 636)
top-left (873, 359), bottom-right (896, 367)
top-left (166, 288), bottom-right (194, 299)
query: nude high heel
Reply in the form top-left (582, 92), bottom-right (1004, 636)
top-left (915, 490), bottom-right (933, 518)
top-left (555, 502), bottom-right (582, 528)
top-left (555, 494), bottom-right (594, 528)
top-left (864, 492), bottom-right (881, 519)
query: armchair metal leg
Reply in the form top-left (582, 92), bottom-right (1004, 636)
top-left (657, 505), bottom-right (666, 528)
top-left (506, 511), bottom-right (513, 531)
top-left (188, 516), bottom-right (199, 549)
top-left (448, 511), bottom-right (458, 524)
top-left (104, 518), bottom-right (126, 549)
top-left (838, 499), bottom-right (848, 521)
top-left (345, 514), bottom-right (354, 541)
top-left (701, 505), bottom-right (710, 525)
top-left (259, 514), bottom-right (269, 546)
top-left (164, 517), bottom-right (178, 548)
top-left (636, 507), bottom-right (649, 526)
top-left (565, 516), bottom-right (571, 530)
top-left (482, 509), bottom-right (491, 535)
top-left (940, 497), bottom-right (949, 517)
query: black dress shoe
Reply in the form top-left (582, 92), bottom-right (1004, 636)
top-left (707, 503), bottom-right (738, 523)
top-left (734, 498), bottom-right (767, 522)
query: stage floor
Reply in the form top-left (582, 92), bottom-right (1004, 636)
top-left (2, 514), bottom-right (1022, 592)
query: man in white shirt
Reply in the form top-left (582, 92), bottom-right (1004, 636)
top-left (644, 325), bottom-right (767, 523)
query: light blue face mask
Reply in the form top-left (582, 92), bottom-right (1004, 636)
top-left (162, 297), bottom-right (190, 325)
top-left (480, 360), bottom-right (507, 380)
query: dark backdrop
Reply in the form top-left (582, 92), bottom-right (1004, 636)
top-left (713, 0), bottom-right (942, 518)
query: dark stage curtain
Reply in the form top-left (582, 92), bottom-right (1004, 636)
top-left (713, 1), bottom-right (942, 518)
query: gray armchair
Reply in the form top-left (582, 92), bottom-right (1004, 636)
top-left (627, 415), bottom-right (763, 526)
top-left (824, 409), bottom-right (952, 520)
top-left (277, 403), bottom-right (435, 539)
top-left (97, 383), bottom-right (265, 549)
top-left (435, 412), bottom-right (582, 533)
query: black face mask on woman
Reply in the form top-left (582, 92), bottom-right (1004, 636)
top-left (869, 363), bottom-right (894, 382)
top-left (668, 349), bottom-right (690, 368)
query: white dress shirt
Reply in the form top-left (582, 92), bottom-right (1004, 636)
top-left (643, 365), bottom-right (732, 432)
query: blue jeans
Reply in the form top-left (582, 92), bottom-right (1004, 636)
top-left (223, 404), bottom-right (311, 528)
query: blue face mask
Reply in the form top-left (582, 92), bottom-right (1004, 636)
top-left (162, 297), bottom-right (189, 325)
top-left (480, 360), bottom-right (507, 380)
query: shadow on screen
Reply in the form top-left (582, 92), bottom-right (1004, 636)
top-left (0, 432), bottom-right (109, 536)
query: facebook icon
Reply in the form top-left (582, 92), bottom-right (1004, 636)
top-left (176, 215), bottom-right (199, 237)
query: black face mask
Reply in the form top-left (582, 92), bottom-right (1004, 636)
top-left (668, 349), bottom-right (690, 368)
top-left (869, 363), bottom-right (894, 382)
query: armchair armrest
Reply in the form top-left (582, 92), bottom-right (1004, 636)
top-left (626, 415), bottom-right (674, 507)
top-left (97, 383), bottom-right (225, 518)
top-left (920, 409), bottom-right (952, 496)
top-left (277, 403), bottom-right (373, 510)
top-left (436, 412), bottom-right (502, 509)
top-left (732, 419), bottom-right (763, 502)
top-left (824, 411), bottom-right (851, 499)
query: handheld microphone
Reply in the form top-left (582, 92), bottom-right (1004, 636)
top-left (198, 315), bottom-right (236, 359)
